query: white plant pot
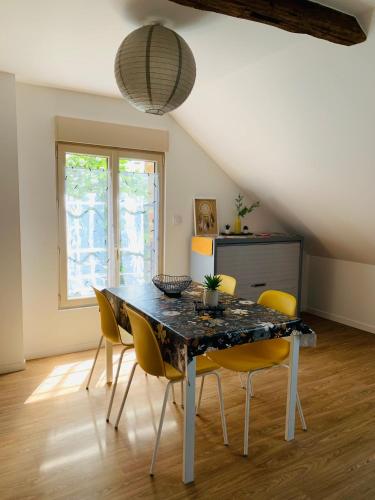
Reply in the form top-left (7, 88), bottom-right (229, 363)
top-left (203, 289), bottom-right (219, 307)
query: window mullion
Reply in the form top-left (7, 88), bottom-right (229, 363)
top-left (111, 150), bottom-right (120, 287)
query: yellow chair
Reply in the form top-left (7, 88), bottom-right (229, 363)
top-left (218, 274), bottom-right (237, 296)
top-left (86, 288), bottom-right (133, 423)
top-left (113, 306), bottom-right (228, 476)
top-left (194, 274), bottom-right (237, 414)
top-left (207, 290), bottom-right (306, 456)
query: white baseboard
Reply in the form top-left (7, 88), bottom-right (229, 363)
top-left (0, 360), bottom-right (26, 375)
top-left (26, 340), bottom-right (100, 361)
top-left (305, 307), bottom-right (375, 334)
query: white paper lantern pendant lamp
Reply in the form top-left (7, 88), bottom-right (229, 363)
top-left (115, 24), bottom-right (196, 116)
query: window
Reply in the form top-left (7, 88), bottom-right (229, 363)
top-left (57, 143), bottom-right (164, 308)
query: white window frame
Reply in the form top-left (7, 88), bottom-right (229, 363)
top-left (57, 142), bottom-right (165, 309)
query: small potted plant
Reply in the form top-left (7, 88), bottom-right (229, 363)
top-left (243, 225), bottom-right (249, 234)
top-left (203, 274), bottom-right (222, 307)
top-left (234, 194), bottom-right (260, 234)
top-left (224, 224), bottom-right (231, 235)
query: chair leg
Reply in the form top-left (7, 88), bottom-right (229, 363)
top-left (114, 362), bottom-right (138, 430)
top-left (212, 372), bottom-right (229, 445)
top-left (249, 371), bottom-right (255, 397)
top-left (297, 391), bottom-right (307, 431)
top-left (196, 376), bottom-right (205, 415)
top-left (243, 372), bottom-right (252, 456)
top-left (150, 381), bottom-right (172, 476)
top-left (239, 372), bottom-right (254, 396)
top-left (106, 347), bottom-right (128, 422)
top-left (171, 383), bottom-right (176, 404)
top-left (86, 336), bottom-right (104, 390)
top-left (180, 380), bottom-right (184, 408)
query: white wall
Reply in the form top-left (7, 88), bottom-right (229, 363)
top-left (0, 72), bottom-right (24, 374)
top-left (305, 256), bottom-right (375, 334)
top-left (16, 83), bottom-right (283, 360)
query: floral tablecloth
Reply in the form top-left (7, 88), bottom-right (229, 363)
top-left (105, 283), bottom-right (316, 372)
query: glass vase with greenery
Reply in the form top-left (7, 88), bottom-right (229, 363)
top-left (234, 194), bottom-right (260, 234)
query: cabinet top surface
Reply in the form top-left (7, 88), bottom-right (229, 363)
top-left (214, 234), bottom-right (303, 245)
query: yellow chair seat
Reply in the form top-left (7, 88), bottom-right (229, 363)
top-left (207, 339), bottom-right (290, 373)
top-left (164, 355), bottom-right (220, 381)
top-left (240, 338), bottom-right (290, 364)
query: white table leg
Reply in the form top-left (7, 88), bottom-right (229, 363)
top-left (183, 349), bottom-right (196, 484)
top-left (105, 339), bottom-right (113, 384)
top-left (285, 333), bottom-right (300, 441)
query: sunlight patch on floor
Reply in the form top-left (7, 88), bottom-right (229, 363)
top-left (24, 350), bottom-right (137, 404)
top-left (125, 420), bottom-right (178, 445)
top-left (46, 422), bottom-right (101, 443)
top-left (24, 360), bottom-right (99, 403)
top-left (39, 443), bottom-right (106, 472)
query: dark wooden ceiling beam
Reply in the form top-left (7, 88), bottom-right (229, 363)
top-left (169, 0), bottom-right (366, 46)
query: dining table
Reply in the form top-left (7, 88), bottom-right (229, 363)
top-left (104, 282), bottom-right (316, 484)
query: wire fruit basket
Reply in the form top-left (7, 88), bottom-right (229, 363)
top-left (152, 274), bottom-right (192, 297)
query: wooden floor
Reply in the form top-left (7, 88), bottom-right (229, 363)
top-left (1, 314), bottom-right (374, 500)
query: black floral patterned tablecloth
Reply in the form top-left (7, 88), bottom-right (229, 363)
top-left (105, 283), bottom-right (316, 372)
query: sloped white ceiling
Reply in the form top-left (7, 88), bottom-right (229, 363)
top-left (172, 4), bottom-right (375, 264)
top-left (0, 0), bottom-right (374, 263)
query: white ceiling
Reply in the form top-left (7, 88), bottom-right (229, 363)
top-left (1, 0), bottom-right (375, 263)
top-left (0, 0), bottom-right (372, 96)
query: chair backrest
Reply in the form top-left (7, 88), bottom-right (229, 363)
top-left (93, 288), bottom-right (122, 344)
top-left (126, 306), bottom-right (165, 377)
top-left (218, 274), bottom-right (237, 296)
top-left (257, 290), bottom-right (297, 317)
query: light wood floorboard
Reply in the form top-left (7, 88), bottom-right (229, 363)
top-left (0, 314), bottom-right (374, 499)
